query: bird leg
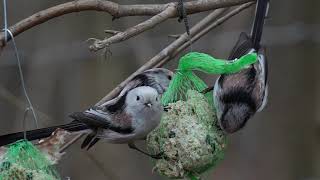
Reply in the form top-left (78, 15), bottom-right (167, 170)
top-left (201, 85), bottom-right (214, 94)
top-left (128, 142), bottom-right (163, 159)
top-left (163, 106), bottom-right (171, 112)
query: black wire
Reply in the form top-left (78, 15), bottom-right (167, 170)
top-left (177, 0), bottom-right (192, 51)
top-left (177, 0), bottom-right (190, 36)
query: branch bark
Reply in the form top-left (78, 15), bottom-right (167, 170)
top-left (97, 2), bottom-right (254, 105)
top-left (0, 0), bottom-right (254, 49)
top-left (156, 2), bottom-right (255, 67)
top-left (89, 4), bottom-right (177, 51)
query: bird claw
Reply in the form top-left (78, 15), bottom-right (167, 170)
top-left (163, 106), bottom-right (171, 112)
top-left (150, 152), bottom-right (164, 159)
top-left (128, 142), bottom-right (165, 159)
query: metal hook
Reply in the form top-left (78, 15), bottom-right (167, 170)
top-left (23, 108), bottom-right (31, 140)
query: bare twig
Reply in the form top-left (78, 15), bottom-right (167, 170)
top-left (0, 0), bottom-right (253, 49)
top-left (96, 8), bottom-right (228, 105)
top-left (156, 2), bottom-right (255, 67)
top-left (168, 34), bottom-right (181, 39)
top-left (104, 30), bottom-right (121, 35)
top-left (89, 4), bottom-right (176, 51)
top-left (59, 131), bottom-right (86, 153)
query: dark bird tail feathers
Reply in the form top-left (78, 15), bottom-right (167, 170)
top-left (0, 120), bottom-right (88, 147)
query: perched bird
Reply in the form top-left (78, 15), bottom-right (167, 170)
top-left (213, 0), bottom-right (269, 133)
top-left (72, 86), bottom-right (163, 157)
top-left (0, 68), bottom-right (173, 155)
top-left (77, 68), bottom-right (173, 150)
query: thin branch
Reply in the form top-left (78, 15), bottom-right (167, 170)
top-left (97, 2), bottom-right (254, 104)
top-left (59, 131), bottom-right (85, 153)
top-left (104, 30), bottom-right (121, 35)
top-left (168, 34), bottom-right (181, 39)
top-left (96, 8), bottom-right (228, 105)
top-left (156, 2), bottom-right (255, 67)
top-left (0, 0), bottom-right (253, 48)
top-left (89, 4), bottom-right (176, 51)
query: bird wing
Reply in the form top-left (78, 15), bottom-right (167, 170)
top-left (228, 32), bottom-right (254, 60)
top-left (69, 109), bottom-right (134, 134)
top-left (120, 72), bottom-right (164, 97)
top-left (256, 47), bottom-right (268, 112)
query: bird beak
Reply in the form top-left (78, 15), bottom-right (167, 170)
top-left (145, 103), bottom-right (152, 108)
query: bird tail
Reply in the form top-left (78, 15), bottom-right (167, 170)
top-left (228, 0), bottom-right (269, 60)
top-left (0, 121), bottom-right (89, 147)
top-left (250, 0), bottom-right (270, 50)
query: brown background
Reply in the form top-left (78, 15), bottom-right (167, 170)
top-left (0, 0), bottom-right (319, 179)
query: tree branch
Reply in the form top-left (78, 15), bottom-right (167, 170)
top-left (97, 2), bottom-right (254, 105)
top-left (156, 2), bottom-right (255, 67)
top-left (89, 4), bottom-right (176, 51)
top-left (96, 8), bottom-right (228, 105)
top-left (0, 0), bottom-right (253, 49)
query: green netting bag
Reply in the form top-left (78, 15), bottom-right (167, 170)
top-left (0, 140), bottom-right (60, 180)
top-left (146, 52), bottom-right (257, 179)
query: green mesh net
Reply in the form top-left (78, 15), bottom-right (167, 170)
top-left (0, 140), bottom-right (60, 180)
top-left (161, 52), bottom-right (257, 106)
top-left (147, 52), bottom-right (257, 179)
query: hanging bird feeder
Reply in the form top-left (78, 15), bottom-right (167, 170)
top-left (146, 52), bottom-right (257, 179)
top-left (0, 140), bottom-right (61, 180)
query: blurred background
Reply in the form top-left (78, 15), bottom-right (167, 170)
top-left (0, 0), bottom-right (319, 179)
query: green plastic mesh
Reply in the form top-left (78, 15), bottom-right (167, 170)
top-left (161, 52), bottom-right (257, 106)
top-left (0, 140), bottom-right (60, 180)
top-left (147, 52), bottom-right (257, 179)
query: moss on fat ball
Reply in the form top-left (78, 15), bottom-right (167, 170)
top-left (147, 90), bottom-right (227, 179)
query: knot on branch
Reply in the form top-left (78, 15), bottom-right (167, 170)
top-left (87, 38), bottom-right (108, 51)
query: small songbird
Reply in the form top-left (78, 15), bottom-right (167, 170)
top-left (213, 0), bottom-right (269, 133)
top-left (76, 68), bottom-right (173, 150)
top-left (0, 68), bottom-right (173, 154)
top-left (71, 86), bottom-right (163, 155)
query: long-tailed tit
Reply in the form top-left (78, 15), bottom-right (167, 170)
top-left (71, 86), bottom-right (163, 157)
top-left (0, 68), bottom-right (173, 152)
top-left (213, 0), bottom-right (269, 133)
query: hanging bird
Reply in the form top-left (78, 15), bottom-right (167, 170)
top-left (213, 0), bottom-right (270, 133)
top-left (0, 68), bottom-right (173, 157)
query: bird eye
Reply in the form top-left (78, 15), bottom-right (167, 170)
top-left (167, 75), bottom-right (172, 80)
top-left (136, 96), bottom-right (140, 101)
top-left (156, 97), bottom-right (158, 101)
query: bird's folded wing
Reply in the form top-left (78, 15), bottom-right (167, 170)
top-left (228, 32), bottom-right (253, 60)
top-left (69, 111), bottom-right (134, 134)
